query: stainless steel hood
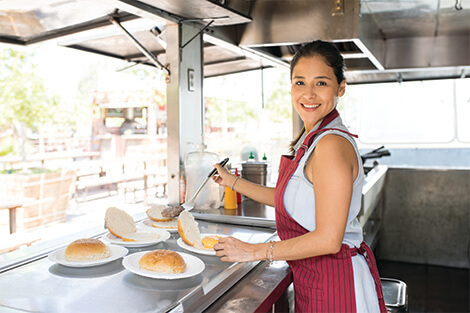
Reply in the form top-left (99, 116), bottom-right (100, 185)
top-left (226, 0), bottom-right (470, 83)
top-left (0, 0), bottom-right (469, 83)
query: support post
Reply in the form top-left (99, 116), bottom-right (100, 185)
top-left (166, 22), bottom-right (204, 205)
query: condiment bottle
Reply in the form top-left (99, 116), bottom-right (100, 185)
top-left (234, 168), bottom-right (242, 204)
top-left (224, 186), bottom-right (237, 209)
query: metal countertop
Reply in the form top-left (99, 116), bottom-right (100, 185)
top-left (0, 220), bottom-right (288, 313)
top-left (191, 199), bottom-right (276, 229)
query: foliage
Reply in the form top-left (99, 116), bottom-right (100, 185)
top-left (0, 48), bottom-right (61, 131)
top-left (128, 65), bottom-right (167, 108)
top-left (204, 97), bottom-right (258, 128)
top-left (264, 71), bottom-right (292, 123)
top-left (204, 70), bottom-right (292, 128)
top-left (0, 136), bottom-right (14, 156)
top-left (0, 167), bottom-right (53, 174)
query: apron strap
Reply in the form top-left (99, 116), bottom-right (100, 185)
top-left (293, 109), bottom-right (358, 162)
top-left (350, 242), bottom-right (387, 313)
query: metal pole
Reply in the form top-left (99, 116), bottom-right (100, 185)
top-left (108, 16), bottom-right (170, 78)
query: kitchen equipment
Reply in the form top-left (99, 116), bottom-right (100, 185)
top-left (381, 278), bottom-right (408, 313)
top-left (241, 162), bottom-right (267, 186)
top-left (361, 146), bottom-right (391, 175)
top-left (182, 157), bottom-right (229, 211)
top-left (361, 146), bottom-right (391, 164)
top-left (184, 144), bottom-right (222, 210)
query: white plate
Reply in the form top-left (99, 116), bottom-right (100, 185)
top-left (176, 234), bottom-right (223, 256)
top-left (139, 219), bottom-right (178, 232)
top-left (122, 251), bottom-right (205, 279)
top-left (48, 245), bottom-right (128, 267)
top-left (102, 229), bottom-right (170, 247)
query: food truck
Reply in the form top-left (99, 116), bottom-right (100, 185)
top-left (0, 1), bottom-right (468, 312)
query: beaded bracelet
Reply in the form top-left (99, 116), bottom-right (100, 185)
top-left (266, 241), bottom-right (275, 267)
top-left (231, 176), bottom-right (240, 191)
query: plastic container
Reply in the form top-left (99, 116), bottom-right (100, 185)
top-left (224, 186), bottom-right (237, 209)
top-left (234, 168), bottom-right (242, 203)
top-left (184, 145), bottom-right (221, 209)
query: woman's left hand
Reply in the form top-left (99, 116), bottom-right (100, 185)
top-left (213, 236), bottom-right (259, 262)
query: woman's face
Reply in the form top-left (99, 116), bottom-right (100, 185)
top-left (291, 56), bottom-right (345, 133)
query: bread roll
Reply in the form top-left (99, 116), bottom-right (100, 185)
top-left (65, 238), bottom-right (110, 262)
top-left (139, 250), bottom-right (186, 274)
top-left (105, 207), bottom-right (136, 238)
top-left (151, 220), bottom-right (178, 229)
top-left (121, 231), bottom-right (161, 242)
top-left (177, 211), bottom-right (203, 249)
top-left (147, 205), bottom-right (174, 222)
top-left (202, 235), bottom-right (222, 249)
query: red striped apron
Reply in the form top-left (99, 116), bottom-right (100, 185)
top-left (274, 109), bottom-right (387, 313)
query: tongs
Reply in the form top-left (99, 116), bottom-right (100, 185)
top-left (182, 157), bottom-right (229, 211)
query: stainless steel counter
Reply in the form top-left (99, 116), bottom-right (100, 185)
top-left (0, 220), bottom-right (288, 313)
top-left (191, 199), bottom-right (276, 229)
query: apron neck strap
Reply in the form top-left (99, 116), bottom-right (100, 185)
top-left (294, 109), bottom-right (339, 162)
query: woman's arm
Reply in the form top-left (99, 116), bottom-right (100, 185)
top-left (212, 163), bottom-right (275, 207)
top-left (215, 135), bottom-right (358, 262)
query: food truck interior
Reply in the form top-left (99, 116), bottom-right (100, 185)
top-left (0, 1), bottom-right (469, 312)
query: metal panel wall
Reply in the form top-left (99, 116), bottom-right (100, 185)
top-left (379, 168), bottom-right (470, 269)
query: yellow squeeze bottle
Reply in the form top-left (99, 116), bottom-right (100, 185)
top-left (224, 186), bottom-right (237, 209)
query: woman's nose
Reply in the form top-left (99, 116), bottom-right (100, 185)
top-left (305, 85), bottom-right (317, 98)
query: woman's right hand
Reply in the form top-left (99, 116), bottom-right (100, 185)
top-left (212, 163), bottom-right (237, 188)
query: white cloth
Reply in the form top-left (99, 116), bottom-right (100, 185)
top-left (284, 116), bottom-right (380, 313)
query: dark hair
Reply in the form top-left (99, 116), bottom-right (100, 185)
top-left (288, 40), bottom-right (345, 154)
top-left (290, 40), bottom-right (345, 84)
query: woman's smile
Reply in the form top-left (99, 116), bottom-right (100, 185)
top-left (301, 102), bottom-right (321, 109)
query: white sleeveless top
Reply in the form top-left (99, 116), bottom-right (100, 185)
top-left (283, 116), bottom-right (381, 313)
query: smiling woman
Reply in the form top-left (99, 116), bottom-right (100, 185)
top-left (211, 40), bottom-right (387, 313)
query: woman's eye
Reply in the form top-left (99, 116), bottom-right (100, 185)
top-left (317, 81), bottom-right (327, 86)
top-left (295, 81), bottom-right (305, 86)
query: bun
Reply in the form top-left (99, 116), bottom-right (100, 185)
top-left (139, 250), bottom-right (186, 274)
top-left (202, 235), bottom-right (222, 249)
top-left (65, 238), bottom-right (110, 262)
top-left (105, 207), bottom-right (136, 238)
top-left (151, 220), bottom-right (178, 229)
top-left (177, 211), bottom-right (203, 249)
top-left (121, 231), bottom-right (161, 242)
top-left (147, 205), bottom-right (174, 222)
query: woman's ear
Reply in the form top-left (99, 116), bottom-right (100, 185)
top-left (337, 80), bottom-right (346, 97)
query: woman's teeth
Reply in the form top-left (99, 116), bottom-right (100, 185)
top-left (302, 103), bottom-right (320, 109)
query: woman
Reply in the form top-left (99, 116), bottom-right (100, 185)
top-left (212, 40), bottom-right (386, 313)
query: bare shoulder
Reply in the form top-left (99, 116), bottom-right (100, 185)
top-left (316, 133), bottom-right (355, 155)
top-left (306, 134), bottom-right (358, 180)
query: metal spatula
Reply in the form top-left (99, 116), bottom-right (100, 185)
top-left (182, 157), bottom-right (229, 211)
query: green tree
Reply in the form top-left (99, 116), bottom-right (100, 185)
top-left (0, 48), bottom-right (61, 129)
top-left (264, 71), bottom-right (292, 123)
top-left (0, 48), bottom-right (64, 158)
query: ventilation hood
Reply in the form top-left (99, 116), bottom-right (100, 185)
top-left (221, 0), bottom-right (470, 83)
top-left (0, 0), bottom-right (469, 83)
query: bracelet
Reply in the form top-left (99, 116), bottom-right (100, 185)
top-left (231, 176), bottom-right (240, 191)
top-left (266, 241), bottom-right (275, 267)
